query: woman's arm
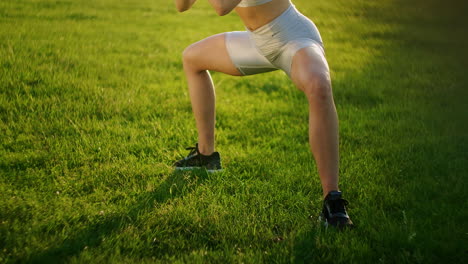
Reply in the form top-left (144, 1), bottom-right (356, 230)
top-left (207, 0), bottom-right (242, 16)
top-left (174, 0), bottom-right (197, 12)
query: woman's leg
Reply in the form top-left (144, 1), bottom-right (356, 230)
top-left (290, 44), bottom-right (339, 197)
top-left (182, 33), bottom-right (243, 155)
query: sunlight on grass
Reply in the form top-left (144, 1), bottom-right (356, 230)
top-left (1, 0), bottom-right (467, 263)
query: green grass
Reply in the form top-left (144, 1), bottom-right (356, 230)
top-left (1, 0), bottom-right (467, 263)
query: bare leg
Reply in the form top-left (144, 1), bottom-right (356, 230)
top-left (182, 33), bottom-right (242, 155)
top-left (290, 44), bottom-right (339, 197)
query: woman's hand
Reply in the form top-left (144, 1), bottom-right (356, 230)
top-left (174, 0), bottom-right (197, 12)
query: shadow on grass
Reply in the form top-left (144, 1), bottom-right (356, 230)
top-left (27, 169), bottom-right (210, 263)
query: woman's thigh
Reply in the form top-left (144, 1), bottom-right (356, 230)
top-left (184, 31), bottom-right (278, 76)
top-left (183, 33), bottom-right (243, 76)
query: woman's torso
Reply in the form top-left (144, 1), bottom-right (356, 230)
top-left (235, 0), bottom-right (291, 31)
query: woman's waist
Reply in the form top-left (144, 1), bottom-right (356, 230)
top-left (235, 0), bottom-right (291, 31)
top-left (248, 3), bottom-right (317, 41)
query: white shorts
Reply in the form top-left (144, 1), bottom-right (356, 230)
top-left (225, 4), bottom-right (324, 77)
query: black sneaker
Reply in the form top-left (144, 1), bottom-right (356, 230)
top-left (319, 191), bottom-right (354, 229)
top-left (173, 143), bottom-right (222, 172)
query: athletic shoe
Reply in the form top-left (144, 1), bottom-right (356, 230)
top-left (319, 190), bottom-right (354, 229)
top-left (173, 143), bottom-right (222, 172)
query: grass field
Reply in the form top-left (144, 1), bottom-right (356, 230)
top-left (1, 0), bottom-right (467, 263)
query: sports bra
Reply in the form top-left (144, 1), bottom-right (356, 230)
top-left (237, 0), bottom-right (273, 7)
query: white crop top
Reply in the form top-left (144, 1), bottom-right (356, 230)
top-left (237, 0), bottom-right (273, 7)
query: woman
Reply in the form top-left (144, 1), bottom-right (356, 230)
top-left (173, 0), bottom-right (353, 229)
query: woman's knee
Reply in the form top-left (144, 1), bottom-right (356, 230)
top-left (182, 43), bottom-right (200, 70)
top-left (299, 71), bottom-right (333, 101)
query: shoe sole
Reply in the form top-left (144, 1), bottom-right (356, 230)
top-left (175, 167), bottom-right (223, 173)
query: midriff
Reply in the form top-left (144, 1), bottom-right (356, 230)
top-left (235, 0), bottom-right (291, 31)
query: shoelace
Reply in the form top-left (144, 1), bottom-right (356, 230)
top-left (184, 144), bottom-right (200, 159)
